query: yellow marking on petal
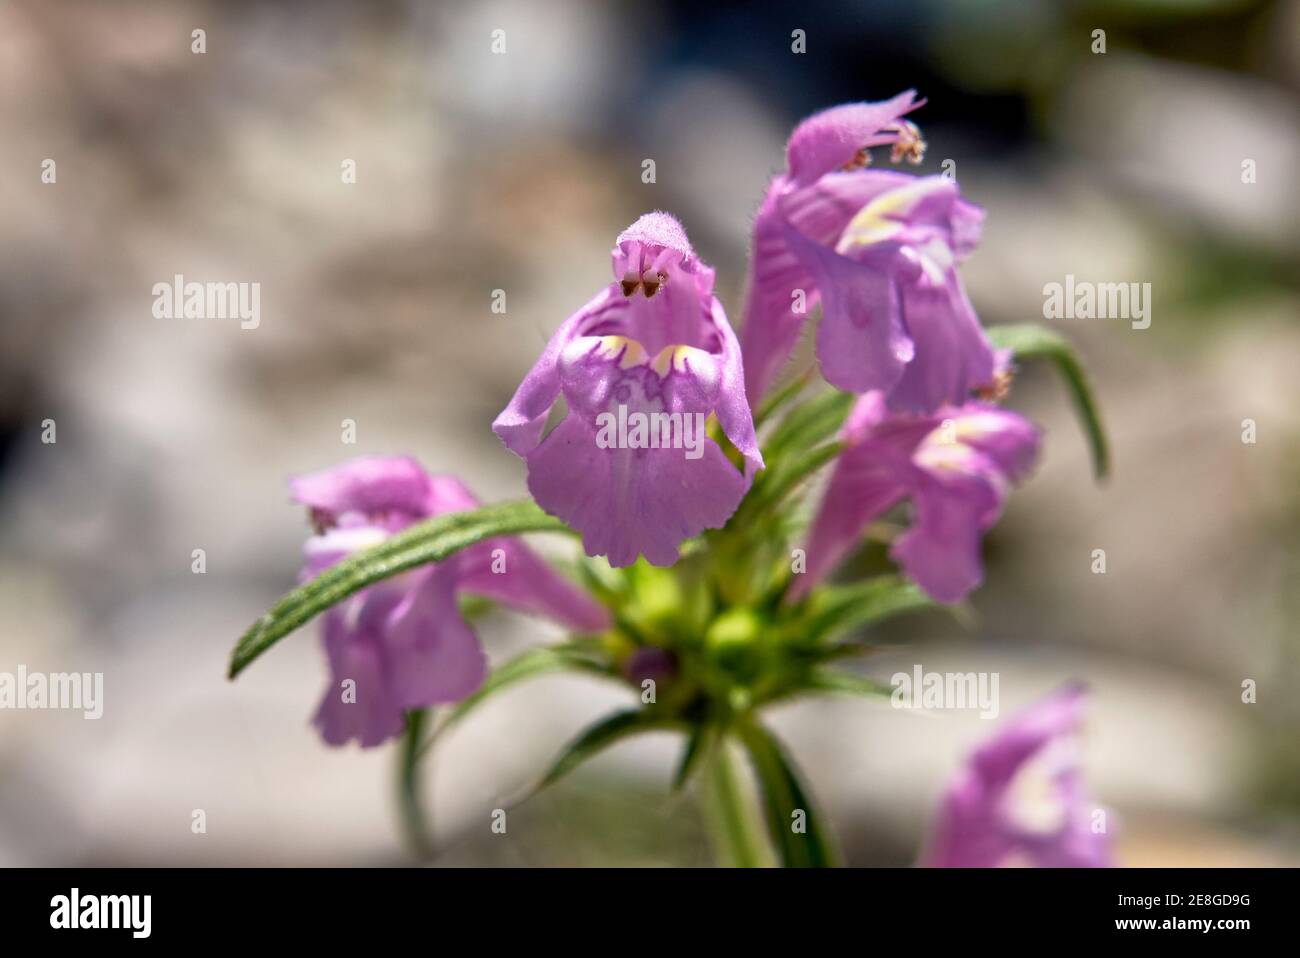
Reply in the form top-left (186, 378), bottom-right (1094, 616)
top-left (948, 411), bottom-right (1011, 443)
top-left (836, 177), bottom-right (949, 253)
top-left (914, 440), bottom-right (976, 474)
top-left (650, 344), bottom-right (708, 377)
top-left (597, 336), bottom-right (649, 368)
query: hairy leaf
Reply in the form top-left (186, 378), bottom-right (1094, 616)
top-left (986, 323), bottom-right (1110, 479)
top-left (229, 500), bottom-right (570, 678)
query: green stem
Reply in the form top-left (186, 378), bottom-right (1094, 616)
top-left (701, 735), bottom-right (772, 868)
top-left (398, 708), bottom-right (435, 861)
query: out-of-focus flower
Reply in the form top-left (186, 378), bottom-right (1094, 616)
top-left (790, 392), bottom-right (1039, 604)
top-left (622, 646), bottom-right (678, 686)
top-left (493, 212), bottom-right (762, 568)
top-left (920, 684), bottom-right (1111, 868)
top-left (739, 92), bottom-right (997, 411)
top-left (290, 456), bottom-right (609, 747)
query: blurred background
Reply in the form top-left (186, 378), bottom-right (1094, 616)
top-left (1, 0), bottom-right (1297, 866)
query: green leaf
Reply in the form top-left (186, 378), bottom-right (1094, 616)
top-left (803, 667), bottom-right (893, 699)
top-left (229, 500), bottom-right (571, 679)
top-left (803, 575), bottom-right (936, 644)
top-left (754, 369), bottom-right (814, 427)
top-left (536, 709), bottom-right (682, 791)
top-left (762, 390), bottom-right (854, 461)
top-left (985, 323), bottom-right (1110, 480)
top-left (671, 724), bottom-right (712, 791)
top-left (423, 643), bottom-right (619, 754)
top-left (735, 719), bottom-right (839, 868)
top-left (738, 441), bottom-right (844, 525)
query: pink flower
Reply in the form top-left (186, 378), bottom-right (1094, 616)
top-left (791, 392), bottom-right (1039, 604)
top-left (493, 213), bottom-right (762, 567)
top-left (291, 456), bottom-right (609, 747)
top-left (921, 684), bottom-right (1111, 867)
top-left (740, 92), bottom-right (997, 412)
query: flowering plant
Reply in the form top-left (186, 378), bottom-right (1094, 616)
top-left (228, 93), bottom-right (1110, 867)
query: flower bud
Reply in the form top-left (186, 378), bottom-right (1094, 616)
top-left (704, 607), bottom-right (765, 684)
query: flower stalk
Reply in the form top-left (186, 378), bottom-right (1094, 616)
top-left (398, 709), bottom-right (435, 861)
top-left (701, 736), bottom-right (772, 868)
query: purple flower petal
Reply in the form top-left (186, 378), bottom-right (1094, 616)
top-left (740, 99), bottom-right (1000, 412)
top-left (794, 226), bottom-right (914, 394)
top-left (785, 90), bottom-right (923, 187)
top-left (886, 277), bottom-right (995, 414)
top-left (312, 606), bottom-right (406, 748)
top-left (526, 415), bottom-right (746, 567)
top-left (292, 456), bottom-right (610, 746)
top-left (738, 181), bottom-right (818, 404)
top-left (890, 469), bottom-right (1000, 603)
top-left (290, 455), bottom-right (431, 529)
top-left (740, 170), bottom-right (917, 404)
top-left (459, 538), bottom-right (612, 632)
top-left (492, 287), bottom-right (622, 457)
top-left (497, 213), bottom-right (760, 566)
top-left (383, 567), bottom-right (488, 706)
top-left (795, 395), bottom-right (1040, 604)
top-left (922, 684), bottom-right (1110, 868)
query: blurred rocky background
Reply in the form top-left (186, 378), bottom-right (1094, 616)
top-left (0, 0), bottom-right (1297, 865)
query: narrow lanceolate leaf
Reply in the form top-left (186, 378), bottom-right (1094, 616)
top-left (228, 500), bottom-right (571, 679)
top-left (536, 709), bottom-right (683, 791)
top-left (803, 575), bottom-right (936, 645)
top-left (754, 368), bottom-right (814, 427)
top-left (985, 323), bottom-right (1111, 480)
top-left (804, 667), bottom-right (893, 700)
top-left (762, 389), bottom-right (854, 461)
top-left (424, 643), bottom-right (620, 753)
top-left (736, 719), bottom-right (839, 868)
top-left (732, 441), bottom-right (844, 527)
top-left (671, 724), bottom-right (713, 792)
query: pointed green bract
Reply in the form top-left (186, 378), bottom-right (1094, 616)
top-left (736, 719), bottom-right (840, 867)
top-left (754, 369), bottom-right (814, 427)
top-left (228, 500), bottom-right (572, 679)
top-left (536, 709), bottom-right (683, 790)
top-left (762, 389), bottom-right (854, 461)
top-left (804, 667), bottom-right (893, 699)
top-left (424, 642), bottom-right (619, 754)
top-left (986, 323), bottom-right (1110, 479)
top-left (733, 441), bottom-right (844, 528)
top-left (672, 724), bottom-right (713, 792)
top-left (802, 575), bottom-right (936, 644)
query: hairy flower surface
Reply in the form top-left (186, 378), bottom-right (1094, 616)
top-left (740, 91), bottom-right (996, 411)
top-left (494, 212), bottom-right (762, 567)
top-left (291, 456), bottom-right (609, 746)
top-left (792, 391), bottom-right (1040, 604)
top-left (921, 684), bottom-right (1111, 867)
